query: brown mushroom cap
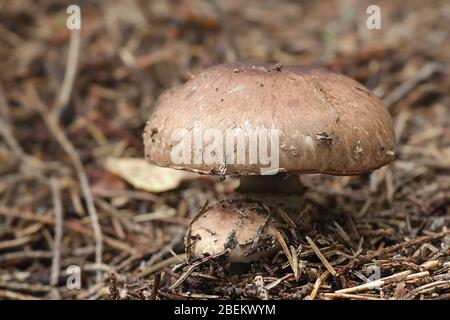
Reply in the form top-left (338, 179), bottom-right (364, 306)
top-left (144, 63), bottom-right (395, 175)
top-left (187, 201), bottom-right (279, 263)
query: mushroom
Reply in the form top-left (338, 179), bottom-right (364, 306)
top-left (143, 63), bottom-right (395, 262)
top-left (187, 200), bottom-right (279, 263)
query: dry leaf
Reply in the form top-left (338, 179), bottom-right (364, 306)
top-left (102, 158), bottom-right (196, 193)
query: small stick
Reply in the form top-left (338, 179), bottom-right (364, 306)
top-left (383, 62), bottom-right (441, 108)
top-left (306, 236), bottom-right (337, 277)
top-left (264, 273), bottom-right (293, 291)
top-left (0, 251), bottom-right (53, 264)
top-left (334, 221), bottom-right (355, 249)
top-left (0, 207), bottom-right (134, 255)
top-left (404, 280), bottom-right (450, 299)
top-left (209, 0), bottom-right (240, 62)
top-left (169, 251), bottom-right (227, 290)
top-left (107, 273), bottom-right (119, 300)
top-left (0, 281), bottom-right (52, 293)
top-left (0, 289), bottom-right (39, 300)
top-left (55, 29), bottom-right (81, 117)
top-left (337, 261), bottom-right (439, 295)
top-left (338, 231), bottom-right (449, 274)
top-left (247, 214), bottom-right (272, 254)
top-left (23, 85), bottom-right (104, 283)
top-left (308, 270), bottom-right (330, 300)
top-left (0, 236), bottom-right (33, 250)
top-left (345, 211), bottom-right (361, 241)
top-left (50, 178), bottom-right (63, 287)
top-left (322, 292), bottom-right (381, 300)
top-left (0, 117), bottom-right (25, 158)
top-left (140, 254), bottom-right (187, 277)
top-left (150, 273), bottom-right (161, 300)
top-left (290, 245), bottom-right (299, 281)
top-left (169, 265), bottom-right (199, 291)
top-left (275, 207), bottom-right (297, 229)
top-left (146, 231), bottom-right (184, 266)
top-left (0, 81), bottom-right (11, 123)
top-left (337, 271), bottom-right (430, 294)
top-left (276, 231), bottom-right (296, 276)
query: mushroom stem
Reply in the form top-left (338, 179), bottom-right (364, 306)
top-left (236, 174), bottom-right (304, 194)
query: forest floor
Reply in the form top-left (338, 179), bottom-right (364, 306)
top-left (0, 0), bottom-right (448, 300)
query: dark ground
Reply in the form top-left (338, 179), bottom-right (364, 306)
top-left (0, 0), bottom-right (449, 300)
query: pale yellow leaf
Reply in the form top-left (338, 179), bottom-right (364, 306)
top-left (102, 158), bottom-right (196, 193)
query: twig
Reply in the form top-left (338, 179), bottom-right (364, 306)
top-left (322, 292), bottom-right (381, 300)
top-left (337, 260), bottom-right (439, 294)
top-left (337, 271), bottom-right (430, 294)
top-left (0, 206), bottom-right (136, 255)
top-left (55, 29), bottom-right (81, 117)
top-left (50, 177), bottom-right (63, 287)
top-left (107, 273), bottom-right (119, 300)
top-left (290, 245), bottom-right (299, 281)
top-left (306, 236), bottom-right (337, 277)
top-left (140, 253), bottom-right (187, 277)
top-left (0, 289), bottom-right (39, 300)
top-left (0, 281), bottom-right (52, 293)
top-left (209, 0), bottom-right (240, 62)
top-left (150, 273), bottom-right (161, 300)
top-left (276, 231), bottom-right (296, 276)
top-left (334, 221), bottom-right (355, 249)
top-left (0, 81), bottom-right (11, 123)
top-left (264, 273), bottom-right (293, 291)
top-left (146, 230), bottom-right (184, 266)
top-left (0, 236), bottom-right (33, 250)
top-left (308, 270), bottom-right (330, 300)
top-left (338, 231), bottom-right (449, 274)
top-left (382, 62), bottom-right (442, 108)
top-left (0, 251), bottom-right (53, 264)
top-left (275, 207), bottom-right (297, 229)
top-left (169, 251), bottom-right (227, 290)
top-left (404, 280), bottom-right (450, 299)
top-left (23, 84), bottom-right (104, 283)
top-left (0, 117), bottom-right (24, 158)
top-left (246, 214), bottom-right (272, 256)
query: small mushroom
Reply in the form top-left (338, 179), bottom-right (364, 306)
top-left (187, 200), bottom-right (279, 263)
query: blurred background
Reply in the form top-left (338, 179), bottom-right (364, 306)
top-left (0, 0), bottom-right (448, 300)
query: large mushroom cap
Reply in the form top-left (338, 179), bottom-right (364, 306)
top-left (144, 63), bottom-right (395, 176)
